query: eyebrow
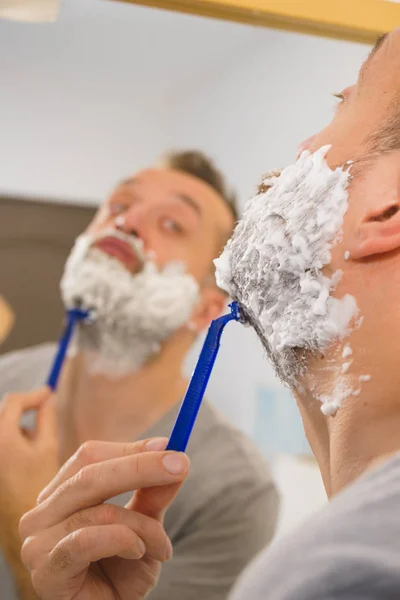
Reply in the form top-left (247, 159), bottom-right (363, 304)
top-left (120, 177), bottom-right (137, 186)
top-left (175, 193), bottom-right (202, 217)
top-left (370, 32), bottom-right (388, 57)
top-left (359, 32), bottom-right (388, 79)
top-left (119, 179), bottom-right (201, 216)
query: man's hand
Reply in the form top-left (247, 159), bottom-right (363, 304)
top-left (19, 438), bottom-right (190, 600)
top-left (0, 388), bottom-right (59, 525)
top-left (0, 387), bottom-right (59, 599)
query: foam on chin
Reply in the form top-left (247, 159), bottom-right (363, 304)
top-left (60, 230), bottom-right (200, 377)
top-left (215, 146), bottom-right (361, 414)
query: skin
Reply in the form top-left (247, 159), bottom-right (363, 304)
top-left (0, 167), bottom-right (234, 599)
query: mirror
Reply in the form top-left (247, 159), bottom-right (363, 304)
top-left (0, 0), bottom-right (390, 536)
top-left (118, 0), bottom-right (399, 43)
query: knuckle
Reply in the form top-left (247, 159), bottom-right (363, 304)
top-left (19, 509), bottom-right (36, 541)
top-left (69, 527), bottom-right (90, 557)
top-left (73, 463), bottom-right (98, 489)
top-left (97, 503), bottom-right (121, 525)
top-left (151, 519), bottom-right (166, 542)
top-left (75, 440), bottom-right (99, 467)
top-left (121, 441), bottom-right (140, 457)
top-left (21, 536), bottom-right (38, 570)
top-left (137, 514), bottom-right (163, 541)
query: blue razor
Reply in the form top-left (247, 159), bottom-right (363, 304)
top-left (167, 301), bottom-right (241, 452)
top-left (47, 307), bottom-right (91, 391)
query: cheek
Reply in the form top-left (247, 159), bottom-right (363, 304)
top-left (329, 207), bottom-right (356, 273)
top-left (308, 113), bottom-right (363, 170)
top-left (152, 234), bottom-right (207, 274)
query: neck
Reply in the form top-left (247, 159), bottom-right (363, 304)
top-left (55, 331), bottom-right (192, 462)
top-left (297, 351), bottom-right (400, 497)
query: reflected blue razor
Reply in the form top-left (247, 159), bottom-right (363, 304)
top-left (47, 307), bottom-right (92, 391)
top-left (167, 301), bottom-right (241, 452)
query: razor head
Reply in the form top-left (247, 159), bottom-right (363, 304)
top-left (68, 297), bottom-right (96, 324)
top-left (229, 301), bottom-right (247, 324)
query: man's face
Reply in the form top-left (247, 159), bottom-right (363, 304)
top-left (88, 168), bottom-right (233, 284)
top-left (217, 29), bottom-right (400, 407)
top-left (60, 167), bottom-right (233, 376)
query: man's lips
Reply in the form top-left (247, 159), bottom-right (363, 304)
top-left (94, 236), bottom-right (142, 273)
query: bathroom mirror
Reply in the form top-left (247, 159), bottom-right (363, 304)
top-left (117, 0), bottom-right (400, 43)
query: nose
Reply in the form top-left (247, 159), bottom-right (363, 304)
top-left (114, 210), bottom-right (140, 240)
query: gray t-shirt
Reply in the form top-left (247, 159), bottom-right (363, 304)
top-left (0, 344), bottom-right (279, 600)
top-left (232, 453), bottom-right (400, 600)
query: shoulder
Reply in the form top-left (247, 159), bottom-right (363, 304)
top-left (232, 455), bottom-right (400, 600)
top-left (0, 343), bottom-right (56, 397)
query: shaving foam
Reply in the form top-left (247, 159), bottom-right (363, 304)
top-left (342, 344), bottom-right (352, 359)
top-left (359, 374), bottom-right (371, 383)
top-left (61, 229), bottom-right (199, 376)
top-left (215, 146), bottom-right (359, 413)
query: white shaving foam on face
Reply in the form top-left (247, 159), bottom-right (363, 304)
top-left (342, 344), bottom-right (352, 359)
top-left (359, 374), bottom-right (371, 383)
top-left (60, 229), bottom-right (199, 377)
top-left (319, 376), bottom-right (353, 416)
top-left (341, 361), bottom-right (352, 374)
top-left (215, 146), bottom-right (359, 414)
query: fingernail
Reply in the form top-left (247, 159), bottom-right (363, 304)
top-left (145, 438), bottom-right (168, 452)
top-left (166, 537), bottom-right (173, 561)
top-left (162, 453), bottom-right (187, 475)
top-left (137, 537), bottom-right (146, 556)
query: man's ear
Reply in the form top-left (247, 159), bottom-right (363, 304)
top-left (187, 287), bottom-right (228, 333)
top-left (349, 200), bottom-right (400, 259)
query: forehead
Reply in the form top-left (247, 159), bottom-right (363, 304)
top-left (359, 29), bottom-right (400, 88)
top-left (119, 168), bottom-right (234, 230)
top-left (306, 29), bottom-right (400, 171)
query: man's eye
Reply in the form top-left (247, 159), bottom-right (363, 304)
top-left (333, 92), bottom-right (345, 105)
top-left (333, 93), bottom-right (345, 102)
top-left (161, 218), bottom-right (183, 234)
